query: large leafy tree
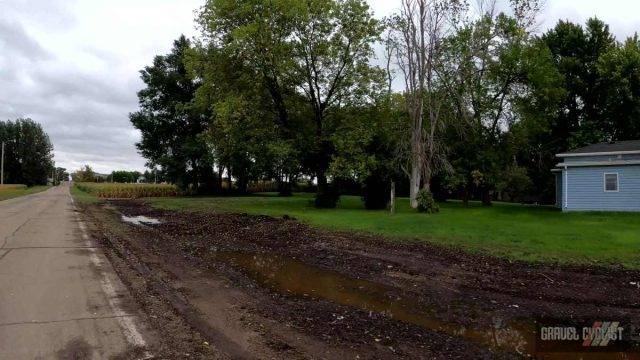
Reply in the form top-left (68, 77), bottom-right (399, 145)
top-left (197, 0), bottom-right (383, 206)
top-left (130, 36), bottom-right (216, 193)
top-left (511, 18), bottom-right (621, 203)
top-left (440, 4), bottom-right (556, 205)
top-left (197, 0), bottom-right (303, 195)
top-left (290, 0), bottom-right (383, 207)
top-left (0, 118), bottom-right (54, 186)
top-left (598, 36), bottom-right (640, 140)
top-left (73, 165), bottom-right (96, 183)
top-left (541, 18), bottom-right (616, 148)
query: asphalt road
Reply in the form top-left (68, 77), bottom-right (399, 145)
top-left (0, 184), bottom-right (148, 359)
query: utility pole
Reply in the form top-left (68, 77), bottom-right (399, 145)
top-left (1, 141), bottom-right (4, 186)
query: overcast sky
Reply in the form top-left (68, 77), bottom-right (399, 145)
top-left (1, 0), bottom-right (640, 173)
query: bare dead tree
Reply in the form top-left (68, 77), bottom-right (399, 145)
top-left (391, 0), bottom-right (465, 208)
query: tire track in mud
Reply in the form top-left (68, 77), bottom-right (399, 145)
top-left (87, 209), bottom-right (251, 359)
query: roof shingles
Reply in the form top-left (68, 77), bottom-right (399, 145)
top-left (564, 140), bottom-right (640, 154)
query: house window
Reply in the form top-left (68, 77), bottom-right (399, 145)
top-left (604, 173), bottom-right (619, 192)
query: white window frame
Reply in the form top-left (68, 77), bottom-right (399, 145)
top-left (604, 172), bottom-right (619, 193)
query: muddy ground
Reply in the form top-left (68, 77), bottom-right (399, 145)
top-left (80, 200), bottom-right (640, 359)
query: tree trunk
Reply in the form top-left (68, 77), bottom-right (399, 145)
top-left (409, 162), bottom-right (421, 208)
top-left (481, 188), bottom-right (493, 206)
top-left (390, 181), bottom-right (396, 214)
top-left (217, 165), bottom-right (224, 193)
top-left (277, 174), bottom-right (292, 197)
top-left (462, 186), bottom-right (469, 207)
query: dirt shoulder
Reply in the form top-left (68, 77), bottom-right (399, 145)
top-left (81, 199), bottom-right (640, 359)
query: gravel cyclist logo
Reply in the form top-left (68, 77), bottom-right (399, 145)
top-left (582, 322), bottom-right (623, 347)
top-left (537, 319), bottom-right (640, 353)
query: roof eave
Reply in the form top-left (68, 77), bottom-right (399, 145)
top-left (556, 160), bottom-right (640, 167)
top-left (556, 150), bottom-right (640, 158)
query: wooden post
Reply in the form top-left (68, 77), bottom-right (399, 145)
top-left (390, 181), bottom-right (396, 214)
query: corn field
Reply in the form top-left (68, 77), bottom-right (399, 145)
top-left (75, 182), bottom-right (180, 199)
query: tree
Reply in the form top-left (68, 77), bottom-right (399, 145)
top-left (73, 165), bottom-right (96, 183)
top-left (389, 0), bottom-right (465, 208)
top-left (111, 170), bottom-right (141, 183)
top-left (512, 17), bottom-right (618, 203)
top-left (329, 101), bottom-right (402, 209)
top-left (290, 0), bottom-right (384, 207)
top-left (55, 167), bottom-right (68, 183)
top-left (597, 36), bottom-right (640, 140)
top-left (130, 36), bottom-right (217, 193)
top-left (541, 18), bottom-right (616, 149)
top-left (0, 118), bottom-right (54, 186)
top-left (438, 1), bottom-right (552, 205)
top-left (197, 0), bottom-right (383, 206)
top-left (196, 0), bottom-right (301, 195)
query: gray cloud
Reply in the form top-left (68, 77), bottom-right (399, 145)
top-left (0, 0), bottom-right (203, 173)
top-left (0, 19), bottom-right (51, 60)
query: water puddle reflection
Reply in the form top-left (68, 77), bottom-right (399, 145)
top-left (121, 215), bottom-right (161, 226)
top-left (212, 251), bottom-right (637, 359)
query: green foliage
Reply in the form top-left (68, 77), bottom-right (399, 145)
top-left (130, 36), bottom-right (216, 193)
top-left (73, 165), bottom-right (96, 183)
top-left (0, 119), bottom-right (54, 186)
top-left (54, 167), bottom-right (68, 184)
top-left (362, 174), bottom-right (390, 210)
top-left (130, 1), bottom-right (640, 210)
top-left (416, 189), bottom-right (439, 213)
top-left (111, 171), bottom-right (141, 183)
top-left (497, 166), bottom-right (533, 203)
top-left (314, 186), bottom-right (340, 208)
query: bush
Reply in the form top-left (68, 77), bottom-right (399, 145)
top-left (314, 186), bottom-right (339, 208)
top-left (497, 166), bottom-right (533, 203)
top-left (416, 189), bottom-right (439, 213)
top-left (362, 175), bottom-right (390, 210)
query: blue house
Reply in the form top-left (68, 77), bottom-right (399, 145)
top-left (555, 140), bottom-right (640, 212)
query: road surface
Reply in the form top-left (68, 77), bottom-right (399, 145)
top-left (0, 184), bottom-right (148, 359)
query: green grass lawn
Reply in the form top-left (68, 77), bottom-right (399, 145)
top-left (146, 192), bottom-right (640, 269)
top-left (0, 185), bottom-right (50, 201)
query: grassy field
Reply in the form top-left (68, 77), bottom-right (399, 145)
top-left (0, 185), bottom-right (50, 201)
top-left (145, 193), bottom-right (640, 269)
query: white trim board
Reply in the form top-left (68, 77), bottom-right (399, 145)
top-left (556, 160), bottom-right (640, 167)
top-left (557, 150), bottom-right (640, 157)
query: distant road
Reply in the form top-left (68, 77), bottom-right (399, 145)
top-left (0, 184), bottom-right (148, 358)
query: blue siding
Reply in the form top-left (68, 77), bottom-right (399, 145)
top-left (563, 165), bottom-right (640, 211)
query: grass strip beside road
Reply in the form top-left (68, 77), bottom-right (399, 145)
top-left (0, 185), bottom-right (50, 201)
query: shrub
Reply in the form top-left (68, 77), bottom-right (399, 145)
top-left (497, 166), bottom-right (533, 203)
top-left (416, 189), bottom-right (439, 213)
top-left (362, 175), bottom-right (390, 210)
top-left (314, 186), bottom-right (339, 208)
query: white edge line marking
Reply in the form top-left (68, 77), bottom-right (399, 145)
top-left (69, 189), bottom-right (150, 357)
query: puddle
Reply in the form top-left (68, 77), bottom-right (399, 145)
top-left (213, 251), bottom-right (535, 355)
top-left (213, 251), bottom-right (638, 359)
top-left (121, 215), bottom-right (161, 226)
